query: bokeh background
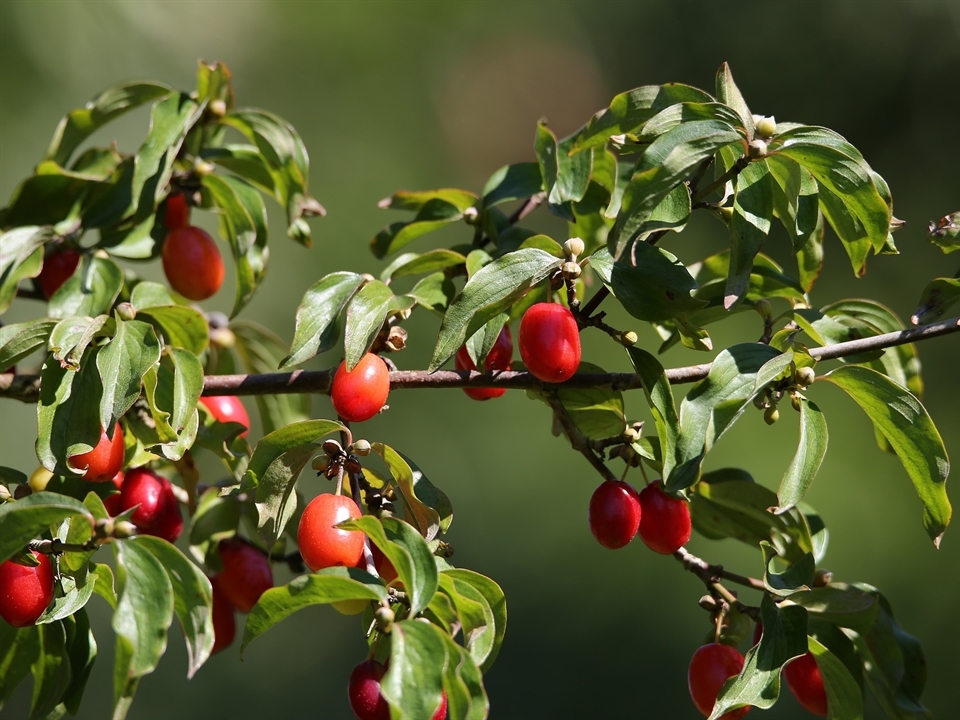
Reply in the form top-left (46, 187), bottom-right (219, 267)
top-left (2, 1), bottom-right (959, 718)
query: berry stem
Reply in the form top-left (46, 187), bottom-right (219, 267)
top-left (543, 392), bottom-right (618, 482)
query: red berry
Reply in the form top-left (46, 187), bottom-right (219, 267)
top-left (68, 422), bottom-right (125, 482)
top-left (331, 354), bottom-right (390, 423)
top-left (588, 480), bottom-right (641, 549)
top-left (518, 303), bottom-right (581, 382)
top-left (118, 467), bottom-right (183, 542)
top-left (103, 471), bottom-right (125, 516)
top-left (348, 660), bottom-right (390, 720)
top-left (210, 576), bottom-right (237, 655)
top-left (37, 248), bottom-right (80, 299)
top-left (688, 643), bottom-right (749, 719)
top-left (164, 194), bottom-right (190, 231)
top-left (784, 652), bottom-right (828, 717)
top-left (297, 494), bottom-right (365, 572)
top-left (370, 543), bottom-right (398, 585)
top-left (0, 551), bottom-right (54, 627)
top-left (199, 395), bottom-right (250, 437)
top-left (637, 482), bottom-right (692, 555)
top-left (432, 693), bottom-right (448, 720)
top-left (455, 326), bottom-right (512, 401)
top-left (217, 539), bottom-right (274, 613)
top-left (161, 226), bottom-right (224, 301)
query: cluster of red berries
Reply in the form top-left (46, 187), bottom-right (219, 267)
top-left (161, 194), bottom-right (224, 301)
top-left (588, 479), bottom-right (692, 555)
top-left (349, 660), bottom-right (448, 720)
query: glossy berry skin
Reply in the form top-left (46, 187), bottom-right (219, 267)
top-left (69, 422), bottom-right (125, 482)
top-left (331, 354), bottom-right (390, 423)
top-left (118, 467), bottom-right (183, 542)
top-left (161, 225), bottom-right (224, 301)
top-left (210, 576), bottom-right (237, 654)
top-left (298, 494), bottom-right (365, 571)
top-left (784, 652), bottom-right (828, 717)
top-left (455, 326), bottom-right (512, 401)
top-left (637, 482), bottom-right (692, 554)
top-left (164, 194), bottom-right (190, 231)
top-left (348, 660), bottom-right (390, 720)
top-left (217, 539), bottom-right (274, 613)
top-left (0, 552), bottom-right (54, 627)
top-left (37, 248), bottom-right (80, 299)
top-left (688, 643), bottom-right (750, 719)
top-left (103, 471), bottom-right (125, 516)
top-left (588, 480), bottom-right (641, 549)
top-left (199, 395), bottom-right (250, 437)
top-left (518, 303), bottom-right (581, 383)
top-left (432, 693), bottom-right (448, 720)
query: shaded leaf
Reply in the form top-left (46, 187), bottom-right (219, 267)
top-left (776, 397), bottom-right (828, 512)
top-left (281, 272), bottom-right (364, 368)
top-left (343, 280), bottom-right (414, 371)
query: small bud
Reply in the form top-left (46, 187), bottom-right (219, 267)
top-left (209, 99), bottom-right (227, 118)
top-left (563, 237), bottom-right (585, 259)
top-left (0, 485), bottom-right (11, 501)
top-left (748, 139), bottom-right (768, 159)
top-left (795, 366), bottom-right (816, 388)
top-left (95, 518), bottom-right (114, 537)
top-left (375, 605), bottom-right (395, 632)
top-left (353, 439), bottom-right (372, 456)
top-left (113, 521), bottom-right (137, 539)
top-left (561, 261), bottom-right (582, 279)
top-left (764, 406), bottom-right (780, 425)
top-left (790, 393), bottom-right (802, 412)
top-left (755, 116), bottom-right (777, 139)
top-left (619, 331), bottom-right (638, 347)
top-left (754, 298), bottom-right (773, 318)
top-left (115, 302), bottom-right (136, 321)
top-left (311, 455), bottom-right (330, 473)
top-left (13, 483), bottom-right (32, 500)
top-left (462, 207), bottom-right (479, 225)
top-left (814, 569), bottom-right (833, 587)
top-left (609, 134), bottom-right (627, 148)
top-left (698, 595), bottom-right (718, 612)
top-left (193, 159), bottom-right (215, 176)
top-left (209, 327), bottom-right (236, 348)
top-left (623, 427), bottom-right (641, 443)
top-left (207, 311), bottom-right (230, 330)
top-left (385, 326), bottom-right (407, 352)
top-left (753, 394), bottom-right (768, 410)
top-left (322, 439), bottom-right (343, 458)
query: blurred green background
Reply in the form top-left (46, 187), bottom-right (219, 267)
top-left (2, 1), bottom-right (959, 718)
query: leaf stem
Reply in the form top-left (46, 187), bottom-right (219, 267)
top-left (691, 156), bottom-right (750, 204)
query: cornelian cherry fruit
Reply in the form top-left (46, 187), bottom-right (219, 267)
top-left (588, 480), bottom-right (641, 549)
top-left (784, 652), bottom-right (828, 716)
top-left (688, 643), bottom-right (749, 719)
top-left (69, 422), bottom-right (125, 482)
top-left (371, 543), bottom-right (398, 585)
top-left (518, 302), bottom-right (581, 382)
top-left (217, 538), bottom-right (274, 613)
top-left (199, 395), bottom-right (250, 437)
top-left (637, 482), bottom-right (692, 554)
top-left (298, 494), bottom-right (364, 572)
top-left (37, 248), bottom-right (80, 299)
top-left (210, 575), bottom-right (237, 654)
top-left (331, 353), bottom-right (390, 423)
top-left (103, 471), bottom-right (125, 516)
top-left (118, 467), bottom-right (183, 542)
top-left (455, 326), bottom-right (512, 401)
top-left (164, 194), bottom-right (190, 231)
top-left (0, 551), bottom-right (54, 627)
top-left (161, 226), bottom-right (224, 301)
top-left (348, 660), bottom-right (390, 720)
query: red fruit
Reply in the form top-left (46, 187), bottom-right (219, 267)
top-left (118, 467), bottom-right (183, 542)
top-left (784, 652), bottom-right (828, 717)
top-left (210, 576), bottom-right (237, 655)
top-left (588, 480), bottom-right (641, 549)
top-left (688, 643), bottom-right (749, 719)
top-left (370, 543), bottom-right (398, 585)
top-left (161, 226), bottom-right (224, 301)
top-left (68, 422), bottom-right (125, 482)
top-left (752, 621), bottom-right (763, 647)
top-left (348, 660), bottom-right (390, 720)
top-left (37, 248), bottom-right (80, 299)
top-left (432, 693), bottom-right (448, 720)
top-left (455, 326), bottom-right (512, 401)
top-left (199, 395), bottom-right (250, 437)
top-left (518, 303), bottom-right (581, 383)
top-left (637, 482), bottom-right (692, 555)
top-left (331, 354), bottom-right (390, 423)
top-left (298, 494), bottom-right (365, 572)
top-left (217, 539), bottom-right (274, 613)
top-left (0, 551), bottom-right (54, 627)
top-left (164, 194), bottom-right (190, 231)
top-left (103, 471), bottom-right (125, 516)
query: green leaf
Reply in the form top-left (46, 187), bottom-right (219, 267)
top-left (44, 82), bottom-right (172, 166)
top-left (608, 120), bottom-right (741, 257)
top-left (590, 244), bottom-right (705, 322)
top-left (61, 609), bottom-right (97, 716)
top-left (784, 584), bottom-right (879, 634)
top-left (818, 183), bottom-right (871, 277)
top-left (430, 248), bottom-right (562, 371)
top-left (189, 489), bottom-right (240, 548)
top-left (133, 536), bottom-right (214, 679)
top-left (36, 352), bottom-right (104, 475)
top-left (0, 319), bottom-right (57, 373)
top-left (36, 565), bottom-right (98, 625)
top-left (410, 272), bottom-right (457, 315)
top-left (481, 162), bottom-right (543, 208)
top-left (710, 594), bottom-right (808, 718)
top-left (626, 347), bottom-right (680, 479)
top-left (379, 189), bottom-right (477, 213)
top-left (96, 319), bottom-right (161, 434)
top-left (371, 443), bottom-right (442, 541)
top-left (49, 315), bottom-right (110, 370)
top-left (281, 272), bottom-right (364, 368)
top-left (202, 173), bottom-right (269, 317)
top-left (195, 61), bottom-right (235, 111)
top-left (244, 419), bottom-right (344, 487)
top-left (438, 574), bottom-right (495, 670)
top-left (726, 160), bottom-right (773, 308)
top-left (443, 569), bottom-right (507, 673)
top-left (464, 313), bottom-right (508, 368)
top-left (807, 636), bottom-right (864, 720)
top-left (255, 442), bottom-right (316, 549)
top-left (0, 623), bottom-right (40, 707)
top-left (341, 516), bottom-right (438, 616)
top-left (715, 62), bottom-right (755, 139)
top-left (572, 83), bottom-right (715, 153)
top-left (439, 631), bottom-right (490, 720)
top-left (776, 397), bottom-right (828, 512)
top-left (0, 226), bottom-right (49, 314)
top-left (343, 280), bottom-right (414, 371)
top-left (48, 255), bottom-right (124, 320)
top-left (912, 275), bottom-right (960, 326)
top-left (530, 362), bottom-right (626, 441)
top-left (820, 365), bottom-right (951, 546)
top-left (371, 199), bottom-right (464, 259)
top-left (928, 211), bottom-right (960, 253)
top-left (380, 250), bottom-right (467, 282)
top-left (139, 304), bottom-right (210, 355)
top-left (29, 620), bottom-right (71, 720)
top-left (767, 156), bottom-right (823, 291)
top-left (670, 343), bottom-right (781, 491)
top-left (381, 620), bottom-right (448, 720)
top-left (535, 123), bottom-right (591, 204)
top-left (761, 541), bottom-right (815, 596)
top-left (241, 567), bottom-right (386, 654)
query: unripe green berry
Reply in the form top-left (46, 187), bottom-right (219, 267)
top-left (561, 261), bottom-right (582, 279)
top-left (375, 605), bottom-right (395, 632)
top-left (311, 455), bottom-right (330, 473)
top-left (755, 116), bottom-right (777, 139)
top-left (754, 298), bottom-right (773, 318)
top-left (795, 366), bottom-right (816, 387)
top-left (352, 439), bottom-right (372, 456)
top-left (563, 237), bottom-right (585, 259)
top-left (790, 393), bottom-right (802, 412)
top-left (619, 331), bottom-right (638, 347)
top-left (764, 406), bottom-right (779, 425)
top-left (748, 139), bottom-right (768, 159)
